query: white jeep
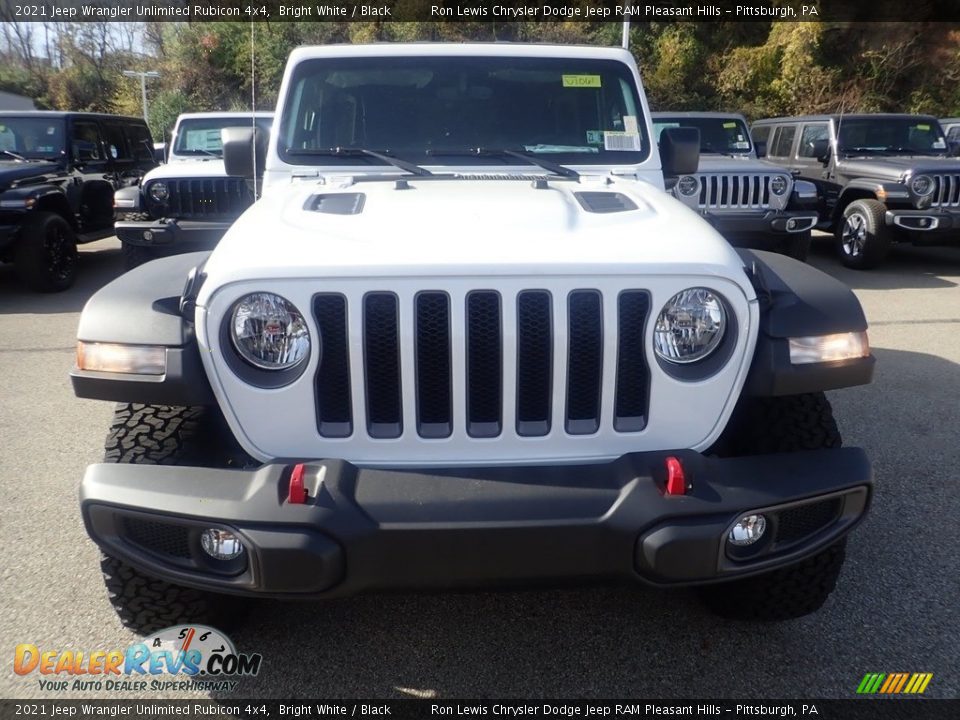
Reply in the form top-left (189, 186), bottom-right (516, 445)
top-left (73, 44), bottom-right (875, 633)
top-left (113, 111), bottom-right (272, 268)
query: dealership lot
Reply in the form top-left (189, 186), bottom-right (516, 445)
top-left (1, 236), bottom-right (958, 700)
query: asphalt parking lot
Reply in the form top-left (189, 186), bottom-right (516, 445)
top-left (1, 234), bottom-right (958, 700)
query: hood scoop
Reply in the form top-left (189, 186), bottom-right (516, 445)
top-left (304, 192), bottom-right (365, 215)
top-left (574, 191), bottom-right (638, 214)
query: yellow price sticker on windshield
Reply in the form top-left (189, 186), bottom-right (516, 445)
top-left (563, 75), bottom-right (601, 88)
top-left (917, 124), bottom-right (931, 130)
top-left (723, 122), bottom-right (738, 128)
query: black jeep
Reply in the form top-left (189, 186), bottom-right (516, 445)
top-left (752, 114), bottom-right (960, 269)
top-left (0, 112), bottom-right (156, 291)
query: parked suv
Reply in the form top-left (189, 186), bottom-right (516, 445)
top-left (0, 111), bottom-right (156, 291)
top-left (941, 118), bottom-right (960, 154)
top-left (114, 111), bottom-right (272, 268)
top-left (752, 114), bottom-right (960, 269)
top-left (652, 112), bottom-right (818, 261)
top-left (73, 44), bottom-right (874, 634)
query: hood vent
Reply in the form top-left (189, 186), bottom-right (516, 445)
top-left (304, 193), bottom-right (365, 215)
top-left (574, 192), bottom-right (638, 214)
top-left (454, 173), bottom-right (549, 181)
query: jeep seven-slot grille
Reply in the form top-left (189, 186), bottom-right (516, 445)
top-left (313, 289), bottom-right (650, 440)
top-left (931, 174), bottom-right (960, 207)
top-left (698, 174), bottom-right (772, 210)
top-left (150, 178), bottom-right (252, 218)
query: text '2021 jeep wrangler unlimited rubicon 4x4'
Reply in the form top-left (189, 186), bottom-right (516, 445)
top-left (0, 112), bottom-right (156, 291)
top-left (652, 112), bottom-right (819, 261)
top-left (114, 111), bottom-right (273, 269)
top-left (72, 44), bottom-right (875, 634)
top-left (752, 114), bottom-right (960, 269)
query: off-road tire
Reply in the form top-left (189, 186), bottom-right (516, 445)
top-left (700, 539), bottom-right (848, 621)
top-left (782, 229), bottom-right (812, 262)
top-left (13, 211), bottom-right (78, 292)
top-left (836, 199), bottom-right (890, 270)
top-left (701, 393), bottom-right (847, 620)
top-left (100, 404), bottom-right (254, 634)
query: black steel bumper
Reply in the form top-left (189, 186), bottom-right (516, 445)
top-left (884, 208), bottom-right (960, 233)
top-left (115, 218), bottom-right (233, 248)
top-left (707, 210), bottom-right (818, 238)
top-left (80, 448), bottom-right (871, 598)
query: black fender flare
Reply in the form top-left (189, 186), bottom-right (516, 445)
top-left (738, 249), bottom-right (875, 396)
top-left (70, 252), bottom-right (214, 406)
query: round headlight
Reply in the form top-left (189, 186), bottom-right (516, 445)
top-left (148, 182), bottom-right (169, 202)
top-left (911, 174), bottom-right (934, 196)
top-left (677, 175), bottom-right (699, 196)
top-left (769, 175), bottom-right (789, 195)
top-left (230, 292), bottom-right (310, 370)
top-left (654, 288), bottom-right (726, 364)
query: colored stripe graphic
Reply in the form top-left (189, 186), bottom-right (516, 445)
top-left (857, 673), bottom-right (933, 694)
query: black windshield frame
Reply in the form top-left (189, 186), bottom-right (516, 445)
top-left (837, 117), bottom-right (949, 157)
top-left (277, 55), bottom-right (650, 168)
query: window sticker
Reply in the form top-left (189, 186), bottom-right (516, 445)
top-left (733, 141), bottom-right (751, 150)
top-left (562, 74), bottom-right (601, 88)
top-left (723, 121), bottom-right (738, 129)
top-left (916, 124), bottom-right (931, 130)
top-left (604, 131), bottom-right (642, 151)
top-left (586, 130), bottom-right (604, 146)
top-left (933, 139), bottom-right (946, 149)
top-left (623, 115), bottom-right (639, 135)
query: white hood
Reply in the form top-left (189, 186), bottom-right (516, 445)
top-left (143, 158), bottom-right (228, 182)
top-left (200, 173), bottom-right (748, 296)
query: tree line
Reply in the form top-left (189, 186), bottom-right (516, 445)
top-left (1, 20), bottom-right (958, 142)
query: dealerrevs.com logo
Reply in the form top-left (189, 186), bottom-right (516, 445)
top-left (14, 625), bottom-right (262, 693)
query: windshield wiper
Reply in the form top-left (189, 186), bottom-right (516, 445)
top-left (285, 147), bottom-right (432, 176)
top-left (0, 149), bottom-right (27, 161)
top-left (427, 147), bottom-right (579, 179)
top-left (884, 146), bottom-right (941, 156)
top-left (180, 148), bottom-right (220, 158)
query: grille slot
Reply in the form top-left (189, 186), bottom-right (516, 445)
top-left (932, 174), bottom-right (960, 207)
top-left (124, 518), bottom-right (191, 559)
top-left (774, 498), bottom-right (843, 546)
top-left (566, 290), bottom-right (603, 435)
top-left (614, 291), bottom-right (650, 432)
top-left (466, 291), bottom-right (503, 438)
top-left (363, 293), bottom-right (403, 438)
top-left (155, 177), bottom-right (252, 218)
top-left (415, 292), bottom-right (452, 438)
top-left (516, 291), bottom-right (553, 436)
top-left (699, 174), bottom-right (771, 210)
top-left (314, 294), bottom-right (352, 438)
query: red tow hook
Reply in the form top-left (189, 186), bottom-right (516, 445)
top-left (288, 463), bottom-right (308, 504)
top-left (664, 456), bottom-right (687, 496)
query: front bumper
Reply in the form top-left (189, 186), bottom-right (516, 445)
top-left (705, 210), bottom-right (819, 239)
top-left (115, 217), bottom-right (234, 248)
top-left (884, 208), bottom-right (960, 233)
top-left (80, 448), bottom-right (871, 598)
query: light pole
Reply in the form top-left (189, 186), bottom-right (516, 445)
top-left (122, 70), bottom-right (160, 124)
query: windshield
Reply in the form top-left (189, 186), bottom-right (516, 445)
top-left (0, 117), bottom-right (65, 159)
top-left (653, 116), bottom-right (752, 155)
top-left (278, 56), bottom-right (649, 167)
top-left (173, 116), bottom-right (272, 157)
top-left (837, 118), bottom-right (948, 156)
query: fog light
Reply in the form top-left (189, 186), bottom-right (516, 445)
top-left (786, 218), bottom-right (797, 231)
top-left (143, 230), bottom-right (153, 242)
top-left (728, 514), bottom-right (767, 546)
top-left (201, 529), bottom-right (244, 561)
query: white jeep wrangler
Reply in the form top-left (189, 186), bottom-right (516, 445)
top-left (73, 44), bottom-right (874, 633)
top-left (113, 111), bottom-right (272, 269)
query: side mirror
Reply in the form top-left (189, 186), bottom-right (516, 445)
top-left (812, 138), bottom-right (831, 165)
top-left (754, 140), bottom-right (767, 158)
top-left (222, 126), bottom-right (267, 179)
top-left (659, 126), bottom-right (699, 179)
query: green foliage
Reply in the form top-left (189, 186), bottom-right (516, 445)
top-left (5, 20), bottom-right (959, 127)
